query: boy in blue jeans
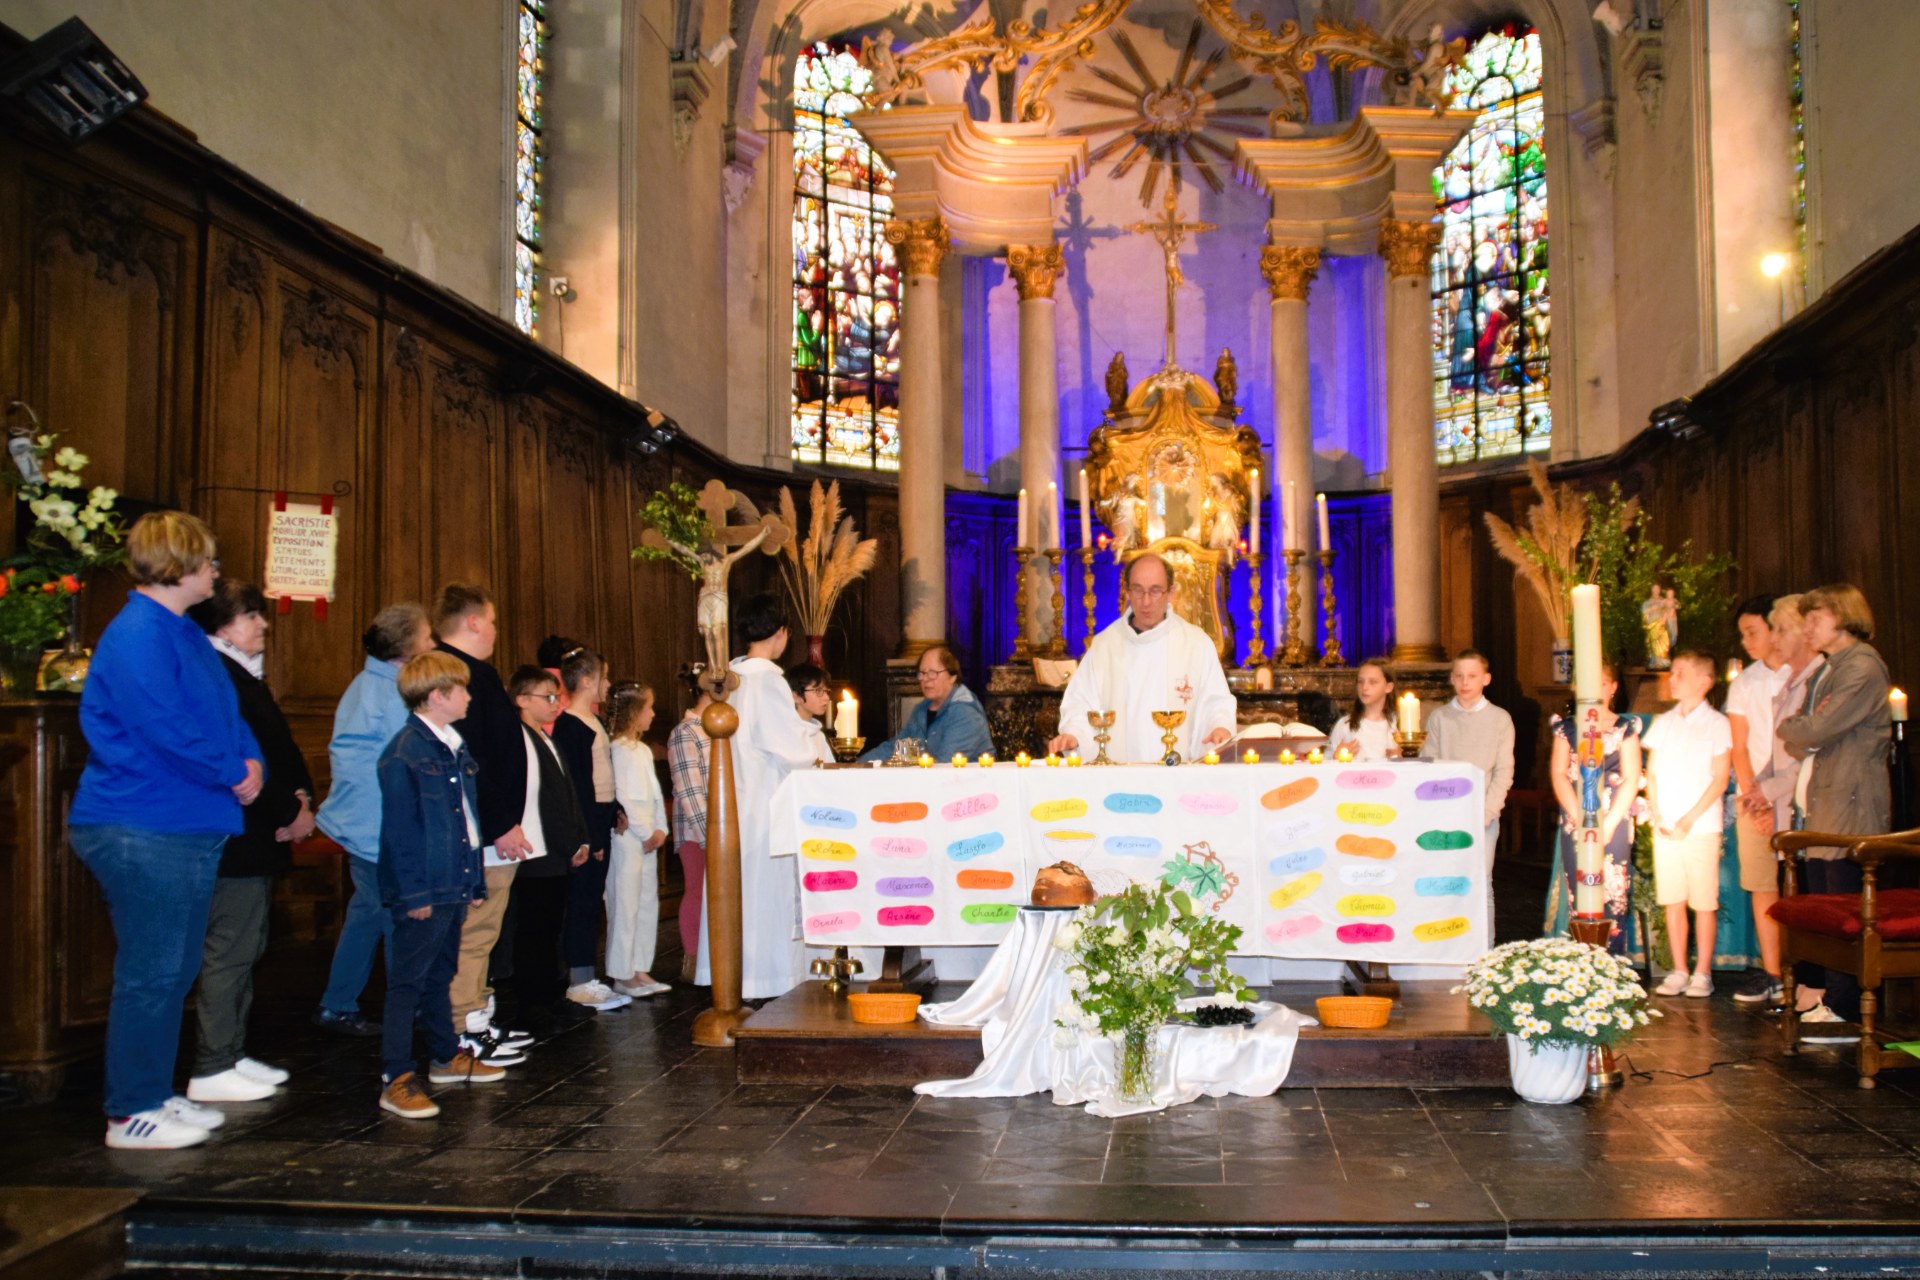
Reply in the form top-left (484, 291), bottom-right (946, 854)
top-left (376, 651), bottom-right (502, 1118)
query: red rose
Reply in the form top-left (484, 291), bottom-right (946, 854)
top-left (59, 575), bottom-right (80, 594)
top-left (41, 582), bottom-right (55, 594)
top-left (0, 579), bottom-right (10, 598)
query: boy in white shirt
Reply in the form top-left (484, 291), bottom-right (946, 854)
top-left (1643, 651), bottom-right (1733, 998)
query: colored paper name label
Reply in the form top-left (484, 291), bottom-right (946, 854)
top-left (801, 870), bottom-right (857, 892)
top-left (955, 868), bottom-right (1015, 890)
top-left (1335, 769), bottom-right (1395, 791)
top-left (800, 805), bottom-right (856, 830)
top-left (876, 876), bottom-right (934, 898)
top-left (1335, 834), bottom-right (1396, 860)
top-left (1339, 865), bottom-right (1396, 887)
top-left (870, 836), bottom-right (927, 859)
top-left (1265, 914), bottom-right (1324, 943)
top-left (1269, 871), bottom-right (1323, 910)
top-left (941, 793), bottom-right (998, 822)
top-left (946, 831), bottom-right (1006, 861)
top-left (1178, 792), bottom-right (1238, 816)
top-left (1264, 817), bottom-right (1324, 847)
top-left (1413, 916), bottom-right (1470, 942)
top-left (1104, 834), bottom-right (1163, 858)
top-left (877, 905), bottom-right (935, 926)
top-left (1415, 875), bottom-right (1471, 897)
top-left (1030, 798), bottom-right (1089, 822)
top-left (960, 903), bottom-right (1018, 925)
top-left (1416, 830), bottom-right (1474, 851)
top-left (1414, 777), bottom-right (1475, 802)
top-left (801, 838), bottom-right (856, 861)
top-left (1268, 847), bottom-right (1326, 875)
top-left (806, 911), bottom-right (860, 934)
top-left (1104, 792), bottom-right (1162, 815)
top-left (1336, 894), bottom-right (1396, 918)
top-left (1336, 802), bottom-right (1397, 826)
top-left (870, 801), bottom-right (929, 824)
top-left (1261, 778), bottom-right (1320, 810)
top-left (1336, 922), bottom-right (1395, 944)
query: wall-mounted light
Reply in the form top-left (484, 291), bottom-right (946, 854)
top-left (1759, 252), bottom-right (1791, 280)
top-left (0, 18), bottom-right (147, 142)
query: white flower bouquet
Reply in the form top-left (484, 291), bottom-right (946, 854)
top-left (1455, 937), bottom-right (1658, 1050)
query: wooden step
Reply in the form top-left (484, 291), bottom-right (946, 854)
top-left (0, 1187), bottom-right (142, 1280)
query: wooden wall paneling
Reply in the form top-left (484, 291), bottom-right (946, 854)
top-left (381, 326), bottom-right (433, 606)
top-left (1886, 319), bottom-right (1919, 678)
top-left (423, 347), bottom-right (505, 602)
top-left (501, 395), bottom-right (549, 669)
top-left (198, 232), bottom-right (272, 581)
top-left (536, 403), bottom-right (603, 653)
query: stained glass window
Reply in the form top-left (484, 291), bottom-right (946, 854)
top-left (1430, 26), bottom-right (1550, 466)
top-left (1789, 0), bottom-right (1806, 269)
top-left (791, 42), bottom-right (900, 470)
top-left (513, 0), bottom-right (545, 336)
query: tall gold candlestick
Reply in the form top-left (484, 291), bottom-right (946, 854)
top-left (1079, 547), bottom-right (1097, 655)
top-left (1043, 548), bottom-right (1069, 658)
top-left (1317, 548), bottom-right (1344, 667)
top-left (1244, 550), bottom-right (1266, 665)
top-left (1280, 548), bottom-right (1310, 667)
top-left (1011, 544), bottom-right (1034, 661)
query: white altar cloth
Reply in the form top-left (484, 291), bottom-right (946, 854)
top-left (915, 908), bottom-right (1315, 1117)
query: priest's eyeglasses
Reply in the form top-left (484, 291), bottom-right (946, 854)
top-left (1127, 584), bottom-right (1169, 600)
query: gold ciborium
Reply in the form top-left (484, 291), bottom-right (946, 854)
top-left (808, 946), bottom-right (863, 996)
top-left (1088, 710), bottom-right (1117, 766)
top-left (1151, 709), bottom-right (1187, 767)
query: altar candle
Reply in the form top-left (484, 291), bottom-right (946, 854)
top-left (1078, 468), bottom-right (1092, 548)
top-left (1335, 745), bottom-right (1354, 763)
top-left (951, 753), bottom-right (968, 768)
top-left (1015, 751), bottom-right (1032, 767)
top-left (1571, 583), bottom-right (1602, 704)
top-left (978, 752), bottom-right (995, 767)
top-left (1248, 468), bottom-right (1260, 556)
top-left (1203, 750), bottom-right (1220, 765)
top-left (917, 753), bottom-right (934, 769)
top-left (1307, 746), bottom-right (1323, 764)
top-left (1045, 753), bottom-right (1061, 767)
top-left (1894, 688), bottom-right (1910, 722)
top-left (1726, 658), bottom-right (1743, 683)
top-left (1279, 748), bottom-right (1295, 765)
top-left (1242, 748), bottom-right (1260, 765)
top-left (1047, 480), bottom-right (1061, 550)
top-left (1066, 752), bottom-right (1082, 767)
top-left (834, 691), bottom-right (858, 740)
top-left (1016, 487), bottom-right (1030, 547)
top-left (1316, 492), bottom-right (1331, 550)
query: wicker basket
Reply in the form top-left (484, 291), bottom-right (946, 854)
top-left (847, 992), bottom-right (922, 1024)
top-left (1314, 995), bottom-right (1392, 1029)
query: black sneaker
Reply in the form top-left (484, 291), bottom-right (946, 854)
top-left (456, 1028), bottom-right (528, 1067)
top-left (311, 1008), bottom-right (381, 1038)
top-left (1731, 972), bottom-right (1784, 1007)
top-left (492, 1025), bottom-right (536, 1051)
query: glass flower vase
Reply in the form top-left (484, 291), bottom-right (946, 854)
top-left (1117, 1024), bottom-right (1157, 1104)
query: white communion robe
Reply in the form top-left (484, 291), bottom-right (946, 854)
top-left (1057, 609), bottom-right (1237, 763)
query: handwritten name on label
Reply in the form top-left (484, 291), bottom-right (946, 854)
top-left (1178, 792), bottom-right (1238, 816)
top-left (870, 801), bottom-right (929, 824)
top-left (1269, 871), bottom-right (1324, 910)
top-left (1264, 817), bottom-right (1325, 847)
top-left (1268, 847), bottom-right (1326, 875)
top-left (801, 839), bottom-right (856, 861)
top-left (961, 903), bottom-right (1018, 925)
top-left (1265, 914), bottom-right (1324, 943)
top-left (1336, 802), bottom-right (1397, 826)
top-left (1335, 769), bottom-right (1396, 791)
top-left (1415, 875), bottom-right (1471, 897)
top-left (1416, 830), bottom-right (1475, 851)
top-left (877, 905), bottom-right (935, 926)
top-left (1339, 865), bottom-right (1397, 887)
top-left (1335, 834), bottom-right (1396, 860)
top-left (1413, 916), bottom-right (1470, 942)
top-left (947, 831), bottom-right (1007, 861)
top-left (800, 805), bottom-right (856, 830)
top-left (955, 868), bottom-right (1015, 890)
top-left (941, 793), bottom-right (999, 822)
top-left (806, 911), bottom-right (860, 934)
top-left (1336, 894), bottom-right (1396, 918)
top-left (876, 876), bottom-right (934, 898)
top-left (1104, 834), bottom-right (1163, 858)
top-left (1030, 797), bottom-right (1089, 822)
top-left (1414, 777), bottom-right (1475, 802)
top-left (1261, 778), bottom-right (1320, 810)
top-left (1104, 792), bottom-right (1162, 815)
top-left (801, 870), bottom-right (857, 892)
top-left (1336, 922), bottom-right (1395, 944)
top-left (870, 836), bottom-right (927, 859)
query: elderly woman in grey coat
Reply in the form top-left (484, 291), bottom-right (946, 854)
top-left (1776, 582), bottom-right (1893, 1032)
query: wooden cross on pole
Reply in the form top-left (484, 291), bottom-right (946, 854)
top-left (1127, 183), bottom-right (1215, 369)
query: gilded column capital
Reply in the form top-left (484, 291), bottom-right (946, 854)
top-left (884, 215), bottom-right (952, 278)
top-left (1259, 245), bottom-right (1321, 301)
top-left (1005, 243), bottom-right (1065, 300)
top-left (1377, 219), bottom-right (1441, 279)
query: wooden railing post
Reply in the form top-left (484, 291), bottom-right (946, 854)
top-left (692, 696), bottom-right (751, 1046)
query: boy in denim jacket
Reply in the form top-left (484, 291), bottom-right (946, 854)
top-left (375, 652), bottom-right (496, 1117)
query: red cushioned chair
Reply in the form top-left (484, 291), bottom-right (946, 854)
top-left (1771, 827), bottom-right (1920, 1087)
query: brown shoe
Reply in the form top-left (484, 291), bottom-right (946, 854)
top-left (379, 1072), bottom-right (441, 1119)
top-left (428, 1050), bottom-right (506, 1085)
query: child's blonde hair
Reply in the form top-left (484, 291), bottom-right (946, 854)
top-left (604, 681), bottom-right (655, 740)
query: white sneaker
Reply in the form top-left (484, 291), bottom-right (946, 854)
top-left (233, 1057), bottom-right (289, 1087)
top-left (1684, 973), bottom-right (1714, 998)
top-left (186, 1068), bottom-right (276, 1103)
top-left (566, 980), bottom-right (632, 1012)
top-left (1799, 1003), bottom-right (1856, 1044)
top-left (613, 979), bottom-right (671, 998)
top-left (106, 1108), bottom-right (211, 1150)
top-left (164, 1095), bottom-right (227, 1129)
top-left (1653, 971), bottom-right (1689, 996)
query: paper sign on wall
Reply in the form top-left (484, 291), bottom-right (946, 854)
top-left (264, 497), bottom-right (338, 615)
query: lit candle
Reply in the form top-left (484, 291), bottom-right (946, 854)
top-left (1047, 480), bottom-right (1061, 550)
top-left (977, 752), bottom-right (994, 767)
top-left (1242, 748), bottom-right (1260, 765)
top-left (1307, 746), bottom-right (1323, 764)
top-left (950, 752), bottom-right (968, 768)
top-left (1078, 467), bottom-right (1092, 548)
top-left (1202, 749), bottom-right (1220, 765)
top-left (1016, 487), bottom-right (1030, 547)
top-left (1397, 691), bottom-right (1421, 736)
top-left (1046, 753), bottom-right (1061, 767)
top-left (1248, 467), bottom-right (1260, 556)
top-left (917, 753), bottom-right (934, 769)
top-left (1334, 745), bottom-right (1354, 763)
top-left (1316, 492), bottom-right (1331, 550)
top-left (1726, 658), bottom-right (1743, 683)
top-left (1066, 752), bottom-right (1082, 767)
top-left (1015, 751), bottom-right (1032, 767)
top-left (1894, 688), bottom-right (1910, 723)
top-left (1096, 533), bottom-right (1109, 553)
top-left (1279, 748), bottom-right (1295, 765)
top-left (834, 690), bottom-right (859, 740)
top-left (1571, 583), bottom-right (1602, 703)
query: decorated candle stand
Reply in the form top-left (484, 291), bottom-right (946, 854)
top-left (1279, 549), bottom-right (1309, 667)
top-left (1567, 582), bottom-right (1623, 1090)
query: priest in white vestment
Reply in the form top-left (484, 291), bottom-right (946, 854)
top-left (1049, 553), bottom-right (1237, 763)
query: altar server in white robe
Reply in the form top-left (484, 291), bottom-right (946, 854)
top-left (1049, 553), bottom-right (1236, 763)
top-left (693, 594), bottom-right (824, 999)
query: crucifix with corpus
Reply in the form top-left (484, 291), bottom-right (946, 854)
top-left (1128, 183), bottom-right (1216, 369)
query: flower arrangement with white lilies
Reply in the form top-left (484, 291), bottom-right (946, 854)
top-left (4, 433), bottom-right (124, 574)
top-left (1456, 937), bottom-right (1658, 1050)
top-left (1053, 881), bottom-right (1254, 1042)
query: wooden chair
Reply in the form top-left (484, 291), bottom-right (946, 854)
top-left (1771, 827), bottom-right (1920, 1087)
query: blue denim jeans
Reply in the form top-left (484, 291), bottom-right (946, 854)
top-left (382, 902), bottom-right (465, 1081)
top-left (318, 855), bottom-right (394, 1016)
top-left (69, 823), bottom-right (227, 1117)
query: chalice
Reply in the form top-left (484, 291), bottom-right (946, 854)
top-left (1151, 709), bottom-right (1187, 767)
top-left (1088, 710), bottom-right (1117, 766)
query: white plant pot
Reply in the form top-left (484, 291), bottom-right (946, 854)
top-left (1506, 1034), bottom-right (1587, 1104)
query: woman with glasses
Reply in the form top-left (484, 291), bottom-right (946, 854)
top-left (859, 645), bottom-right (993, 762)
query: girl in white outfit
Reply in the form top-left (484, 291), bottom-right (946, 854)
top-left (604, 683), bottom-right (669, 998)
top-left (1327, 658), bottom-right (1401, 762)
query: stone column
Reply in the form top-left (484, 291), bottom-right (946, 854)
top-left (1260, 244), bottom-right (1321, 656)
top-left (1008, 243), bottom-right (1064, 649)
top-left (885, 214), bottom-right (952, 657)
top-left (1379, 218), bottom-right (1444, 663)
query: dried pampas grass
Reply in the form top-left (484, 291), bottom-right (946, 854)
top-left (777, 480), bottom-right (879, 635)
top-left (1483, 457), bottom-right (1585, 638)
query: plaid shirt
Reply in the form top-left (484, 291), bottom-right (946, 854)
top-left (667, 712), bottom-right (709, 847)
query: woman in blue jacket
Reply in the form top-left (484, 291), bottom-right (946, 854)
top-left (68, 512), bottom-right (263, 1150)
top-left (860, 645), bottom-right (994, 762)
